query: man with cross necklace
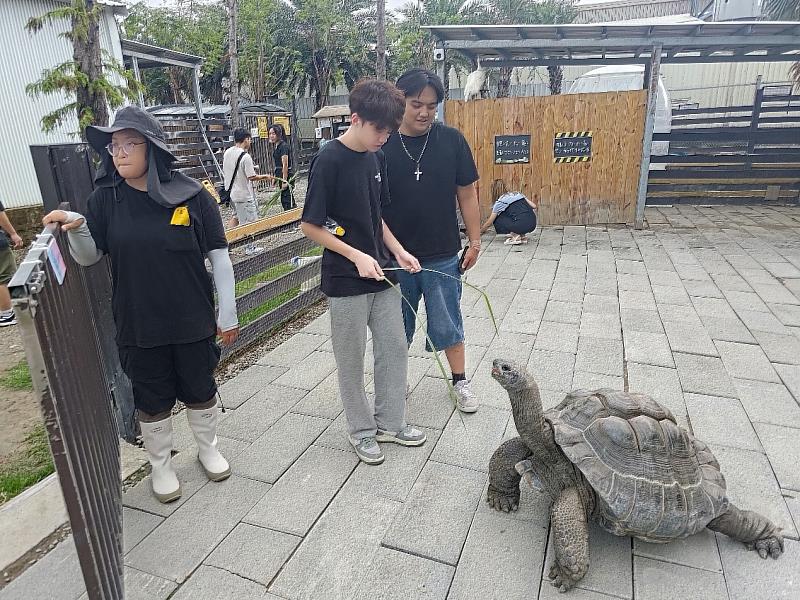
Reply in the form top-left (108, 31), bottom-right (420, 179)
top-left (382, 68), bottom-right (483, 414)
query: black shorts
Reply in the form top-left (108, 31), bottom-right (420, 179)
top-left (494, 201), bottom-right (537, 235)
top-left (118, 336), bottom-right (221, 416)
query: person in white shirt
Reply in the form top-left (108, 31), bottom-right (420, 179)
top-left (480, 179), bottom-right (538, 245)
top-left (223, 128), bottom-right (271, 254)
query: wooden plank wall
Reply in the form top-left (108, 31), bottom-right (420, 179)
top-left (446, 91), bottom-right (647, 225)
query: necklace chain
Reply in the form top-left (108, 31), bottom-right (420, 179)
top-left (398, 127), bottom-right (431, 168)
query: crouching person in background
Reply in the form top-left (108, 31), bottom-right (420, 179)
top-left (43, 106), bottom-right (238, 504)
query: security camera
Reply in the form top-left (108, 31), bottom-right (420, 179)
top-left (433, 48), bottom-right (445, 62)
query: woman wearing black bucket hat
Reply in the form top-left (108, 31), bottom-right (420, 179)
top-left (43, 106), bottom-right (238, 504)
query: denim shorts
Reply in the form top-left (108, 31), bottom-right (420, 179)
top-left (395, 254), bottom-right (464, 352)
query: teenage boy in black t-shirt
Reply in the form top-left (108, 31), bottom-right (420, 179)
top-left (382, 68), bottom-right (482, 413)
top-left (300, 79), bottom-right (427, 465)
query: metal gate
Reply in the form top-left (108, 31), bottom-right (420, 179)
top-left (7, 143), bottom-right (139, 599)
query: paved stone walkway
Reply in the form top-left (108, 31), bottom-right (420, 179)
top-left (2, 205), bottom-right (800, 600)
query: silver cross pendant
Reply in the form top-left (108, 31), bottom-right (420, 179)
top-left (414, 165), bottom-right (422, 181)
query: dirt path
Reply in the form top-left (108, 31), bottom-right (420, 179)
top-left (0, 324), bottom-right (41, 463)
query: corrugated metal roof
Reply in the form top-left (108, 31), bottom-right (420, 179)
top-left (146, 103), bottom-right (289, 117)
top-left (312, 105), bottom-right (351, 118)
top-left (2, 0), bottom-right (123, 209)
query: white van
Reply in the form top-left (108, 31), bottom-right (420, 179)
top-left (567, 65), bottom-right (671, 168)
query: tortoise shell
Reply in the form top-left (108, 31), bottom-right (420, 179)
top-left (545, 389), bottom-right (728, 543)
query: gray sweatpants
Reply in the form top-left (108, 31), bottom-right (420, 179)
top-left (329, 288), bottom-right (408, 441)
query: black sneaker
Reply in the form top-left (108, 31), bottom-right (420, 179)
top-left (0, 313), bottom-right (16, 327)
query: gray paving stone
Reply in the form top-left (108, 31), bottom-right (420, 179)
top-left (717, 536), bottom-right (799, 600)
top-left (486, 331), bottom-right (536, 366)
top-left (234, 412), bottom-right (331, 483)
top-left (712, 273), bottom-right (751, 292)
top-left (463, 316), bottom-right (499, 348)
top-left (699, 314), bottom-right (757, 344)
top-left (580, 312), bottom-right (622, 340)
top-left (618, 273), bottom-right (651, 291)
top-left (715, 341), bottom-right (780, 383)
top-left (750, 329), bottom-right (800, 365)
top-left (724, 290), bottom-right (770, 313)
top-left (683, 280), bottom-right (724, 299)
top-left (382, 461), bottom-right (485, 566)
top-left (762, 261), bottom-right (800, 279)
top-left (583, 294), bottom-right (621, 315)
top-left (710, 444), bottom-right (797, 538)
top-left (691, 296), bottom-right (738, 319)
top-left (348, 428), bottom-right (440, 502)
top-left (534, 321), bottom-right (579, 353)
top-left (0, 537), bottom-right (85, 600)
top-left (538, 583), bottom-right (628, 600)
top-left (528, 349), bottom-right (576, 391)
top-left (673, 353), bottom-right (736, 398)
top-left (685, 393), bottom-right (762, 452)
top-left (663, 320), bottom-right (719, 356)
top-left (737, 309), bottom-right (789, 334)
top-left (170, 565), bottom-right (269, 599)
top-left (315, 411), bottom-right (356, 453)
top-left (302, 311), bottom-right (331, 335)
top-left (123, 436), bottom-right (250, 518)
top-left (616, 259), bottom-right (647, 275)
top-left (217, 385), bottom-right (307, 442)
top-left (623, 330), bottom-right (674, 368)
top-left (753, 423), bottom-right (800, 491)
top-left (652, 284), bottom-right (692, 306)
top-left (245, 444), bottom-right (357, 535)
top-left (542, 524), bottom-right (632, 599)
top-left (270, 483), bottom-right (401, 600)
top-left (289, 371), bottom-right (345, 420)
top-left (76, 568), bottom-right (179, 600)
top-left (751, 282), bottom-right (800, 305)
top-left (204, 523), bottom-right (301, 586)
top-left (626, 363), bottom-right (687, 418)
top-left (430, 407), bottom-right (509, 472)
top-left (619, 289), bottom-right (657, 311)
top-left (657, 304), bottom-right (703, 326)
top-left (257, 332), bottom-right (328, 367)
top-left (575, 337), bottom-right (624, 377)
top-left (272, 350), bottom-right (337, 391)
top-left (543, 300), bottom-right (583, 324)
top-left (633, 529), bottom-right (722, 573)
top-left (218, 364), bottom-right (288, 408)
top-left (125, 475), bottom-right (269, 583)
top-left (350, 547), bottom-right (454, 600)
top-left (572, 371), bottom-right (624, 390)
top-left (734, 379), bottom-right (800, 428)
top-left (646, 269), bottom-right (683, 288)
top-left (770, 303), bottom-right (800, 327)
top-left (620, 308), bottom-right (664, 334)
top-left (123, 507), bottom-right (163, 554)
top-left (447, 509), bottom-right (548, 600)
top-left (405, 375), bottom-right (457, 430)
top-left (550, 280), bottom-right (586, 301)
top-left (775, 363), bottom-right (800, 401)
top-left (786, 490), bottom-right (800, 533)
top-left (633, 557), bottom-right (728, 600)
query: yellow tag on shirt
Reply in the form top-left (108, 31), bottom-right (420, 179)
top-left (170, 206), bottom-right (190, 226)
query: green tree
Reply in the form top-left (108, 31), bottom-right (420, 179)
top-left (26, 0), bottom-right (139, 137)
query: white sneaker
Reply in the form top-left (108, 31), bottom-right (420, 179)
top-left (0, 312), bottom-right (16, 327)
top-left (454, 380), bottom-right (479, 413)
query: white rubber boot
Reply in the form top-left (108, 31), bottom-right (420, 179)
top-left (139, 418), bottom-right (182, 504)
top-left (186, 405), bottom-right (231, 482)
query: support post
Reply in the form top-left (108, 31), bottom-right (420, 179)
top-left (192, 64), bottom-right (223, 180)
top-left (131, 55), bottom-right (145, 108)
top-left (436, 48), bottom-right (446, 123)
top-left (634, 43), bottom-right (662, 229)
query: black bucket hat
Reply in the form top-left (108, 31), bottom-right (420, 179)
top-left (85, 105), bottom-right (201, 208)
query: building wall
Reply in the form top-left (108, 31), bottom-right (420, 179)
top-left (1, 0), bottom-right (123, 209)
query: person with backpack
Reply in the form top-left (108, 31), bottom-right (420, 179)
top-left (223, 128), bottom-right (271, 254)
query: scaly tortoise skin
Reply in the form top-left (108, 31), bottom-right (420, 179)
top-left (487, 358), bottom-right (784, 593)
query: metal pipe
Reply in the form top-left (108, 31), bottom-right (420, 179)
top-left (635, 43), bottom-right (663, 229)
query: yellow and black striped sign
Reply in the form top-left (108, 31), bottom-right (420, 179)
top-left (554, 131), bottom-right (593, 163)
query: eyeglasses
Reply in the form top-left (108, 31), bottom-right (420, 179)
top-left (106, 141), bottom-right (146, 156)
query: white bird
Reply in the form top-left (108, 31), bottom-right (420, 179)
top-left (463, 67), bottom-right (487, 102)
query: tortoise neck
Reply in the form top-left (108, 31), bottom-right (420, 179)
top-left (508, 381), bottom-right (578, 500)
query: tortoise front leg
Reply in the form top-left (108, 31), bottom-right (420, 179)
top-left (707, 503), bottom-right (784, 559)
top-left (549, 487), bottom-right (590, 593)
top-left (487, 436), bottom-right (530, 512)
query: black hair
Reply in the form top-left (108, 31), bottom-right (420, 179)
top-left (233, 127), bottom-right (251, 143)
top-left (395, 68), bottom-right (445, 103)
top-left (348, 79), bottom-right (406, 131)
top-left (268, 123), bottom-right (287, 143)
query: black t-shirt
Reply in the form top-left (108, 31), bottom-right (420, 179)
top-left (382, 122), bottom-right (479, 261)
top-left (0, 200), bottom-right (8, 249)
top-left (273, 141), bottom-right (293, 175)
top-left (85, 182), bottom-right (228, 348)
top-left (301, 140), bottom-right (395, 297)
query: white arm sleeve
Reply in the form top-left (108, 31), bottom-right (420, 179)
top-left (207, 247), bottom-right (239, 332)
top-left (63, 211), bottom-right (103, 267)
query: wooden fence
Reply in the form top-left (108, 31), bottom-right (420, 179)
top-left (446, 91), bottom-right (647, 226)
top-left (648, 88), bottom-right (800, 205)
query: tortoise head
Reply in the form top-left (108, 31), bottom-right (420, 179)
top-left (491, 358), bottom-right (532, 392)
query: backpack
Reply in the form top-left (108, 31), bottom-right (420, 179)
top-left (218, 150), bottom-right (246, 206)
